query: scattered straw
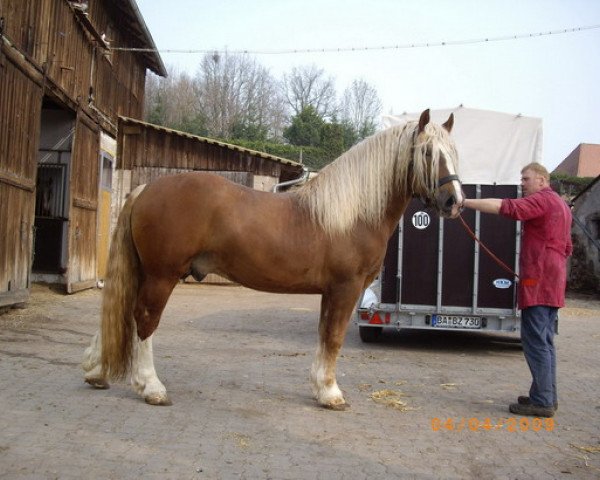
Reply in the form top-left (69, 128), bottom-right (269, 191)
top-left (370, 389), bottom-right (412, 412)
top-left (571, 444), bottom-right (600, 454)
top-left (440, 383), bottom-right (460, 390)
top-left (224, 432), bottom-right (251, 449)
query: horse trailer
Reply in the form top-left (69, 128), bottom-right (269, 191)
top-left (356, 184), bottom-right (521, 342)
top-left (355, 106), bottom-right (544, 341)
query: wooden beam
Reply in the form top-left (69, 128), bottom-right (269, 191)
top-left (0, 36), bottom-right (44, 87)
top-left (73, 198), bottom-right (98, 211)
top-left (0, 288), bottom-right (30, 308)
top-left (67, 279), bottom-right (97, 294)
top-left (0, 170), bottom-right (35, 192)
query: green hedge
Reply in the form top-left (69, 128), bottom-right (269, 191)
top-left (550, 173), bottom-right (595, 198)
top-left (226, 139), bottom-right (333, 170)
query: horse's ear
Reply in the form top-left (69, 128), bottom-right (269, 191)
top-left (442, 113), bottom-right (454, 133)
top-left (418, 109), bottom-right (430, 133)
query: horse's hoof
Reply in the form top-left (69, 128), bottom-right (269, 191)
top-left (85, 377), bottom-right (110, 389)
top-left (145, 394), bottom-right (172, 406)
top-left (323, 401), bottom-right (350, 411)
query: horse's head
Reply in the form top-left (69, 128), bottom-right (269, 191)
top-left (411, 109), bottom-right (463, 219)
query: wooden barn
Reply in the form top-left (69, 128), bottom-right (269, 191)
top-left (116, 117), bottom-right (303, 214)
top-left (0, 1), bottom-right (303, 307)
top-left (1, 0), bottom-right (167, 306)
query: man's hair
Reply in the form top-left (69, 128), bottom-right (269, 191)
top-left (521, 162), bottom-right (550, 182)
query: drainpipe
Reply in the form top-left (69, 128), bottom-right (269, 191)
top-left (272, 167), bottom-right (310, 192)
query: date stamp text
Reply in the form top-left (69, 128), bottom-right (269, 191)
top-left (431, 417), bottom-right (555, 432)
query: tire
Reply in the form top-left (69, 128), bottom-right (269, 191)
top-left (359, 326), bottom-right (382, 343)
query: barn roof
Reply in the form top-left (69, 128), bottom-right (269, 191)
top-left (119, 116), bottom-right (303, 168)
top-left (110, 0), bottom-right (167, 77)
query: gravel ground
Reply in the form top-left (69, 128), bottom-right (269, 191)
top-left (0, 283), bottom-right (599, 479)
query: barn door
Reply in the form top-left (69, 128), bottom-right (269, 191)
top-left (33, 100), bottom-right (74, 279)
top-left (0, 58), bottom-right (42, 307)
top-left (66, 114), bottom-right (99, 293)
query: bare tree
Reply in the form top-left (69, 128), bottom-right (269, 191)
top-left (145, 59), bottom-right (384, 145)
top-left (195, 52), bottom-right (284, 139)
top-left (144, 66), bottom-right (202, 130)
top-left (283, 65), bottom-right (338, 119)
top-left (340, 79), bottom-right (382, 139)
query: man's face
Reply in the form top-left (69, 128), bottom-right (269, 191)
top-left (521, 169), bottom-right (546, 196)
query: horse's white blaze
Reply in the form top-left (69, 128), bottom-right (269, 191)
top-left (437, 141), bottom-right (463, 216)
top-left (310, 345), bottom-right (344, 405)
top-left (131, 335), bottom-right (168, 403)
top-left (452, 180), bottom-right (464, 207)
top-left (445, 150), bottom-right (463, 201)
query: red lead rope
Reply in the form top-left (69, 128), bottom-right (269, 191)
top-left (458, 214), bottom-right (520, 280)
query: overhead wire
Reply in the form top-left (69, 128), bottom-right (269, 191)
top-left (110, 24), bottom-right (600, 55)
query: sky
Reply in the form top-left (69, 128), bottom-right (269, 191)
top-left (134, 0), bottom-right (600, 171)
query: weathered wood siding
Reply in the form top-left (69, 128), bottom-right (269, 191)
top-left (0, 0), bottom-right (160, 302)
top-left (132, 168), bottom-right (253, 190)
top-left (0, 55), bottom-right (43, 306)
top-left (67, 116), bottom-right (99, 292)
top-left (87, 2), bottom-right (146, 120)
top-left (118, 119), bottom-right (304, 183)
top-left (1, 0), bottom-right (149, 124)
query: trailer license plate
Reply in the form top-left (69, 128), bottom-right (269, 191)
top-left (432, 315), bottom-right (482, 329)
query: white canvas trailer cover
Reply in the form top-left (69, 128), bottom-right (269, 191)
top-left (356, 107), bottom-right (543, 341)
top-left (383, 106), bottom-right (543, 185)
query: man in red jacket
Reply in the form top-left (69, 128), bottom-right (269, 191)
top-left (462, 162), bottom-right (572, 418)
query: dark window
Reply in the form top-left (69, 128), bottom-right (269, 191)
top-left (101, 154), bottom-right (113, 190)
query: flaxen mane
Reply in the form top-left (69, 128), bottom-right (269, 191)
top-left (294, 121), bottom-right (458, 236)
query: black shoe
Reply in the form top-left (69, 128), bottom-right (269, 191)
top-left (509, 402), bottom-right (554, 418)
top-left (518, 395), bottom-right (558, 411)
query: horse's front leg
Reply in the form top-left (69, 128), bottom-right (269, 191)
top-left (131, 334), bottom-right (172, 406)
top-left (310, 283), bottom-right (362, 410)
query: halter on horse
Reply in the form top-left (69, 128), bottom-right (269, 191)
top-left (82, 109), bottom-right (463, 409)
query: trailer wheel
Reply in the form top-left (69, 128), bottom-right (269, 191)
top-left (359, 326), bottom-right (382, 343)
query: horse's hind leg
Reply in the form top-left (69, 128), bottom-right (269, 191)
top-left (131, 333), bottom-right (172, 405)
top-left (310, 283), bottom-right (362, 410)
top-left (82, 331), bottom-right (109, 389)
top-left (131, 274), bottom-right (177, 405)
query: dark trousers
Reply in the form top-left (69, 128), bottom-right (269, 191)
top-left (520, 306), bottom-right (558, 407)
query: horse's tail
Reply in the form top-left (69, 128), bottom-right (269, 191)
top-left (101, 185), bottom-right (146, 380)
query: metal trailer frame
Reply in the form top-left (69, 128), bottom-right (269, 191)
top-left (356, 184), bottom-right (522, 341)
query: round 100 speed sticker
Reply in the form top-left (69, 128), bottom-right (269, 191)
top-left (412, 211), bottom-right (431, 230)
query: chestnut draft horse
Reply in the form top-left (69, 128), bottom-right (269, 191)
top-left (82, 109), bottom-right (464, 409)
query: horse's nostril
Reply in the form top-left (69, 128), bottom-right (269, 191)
top-left (445, 195), bottom-right (456, 209)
